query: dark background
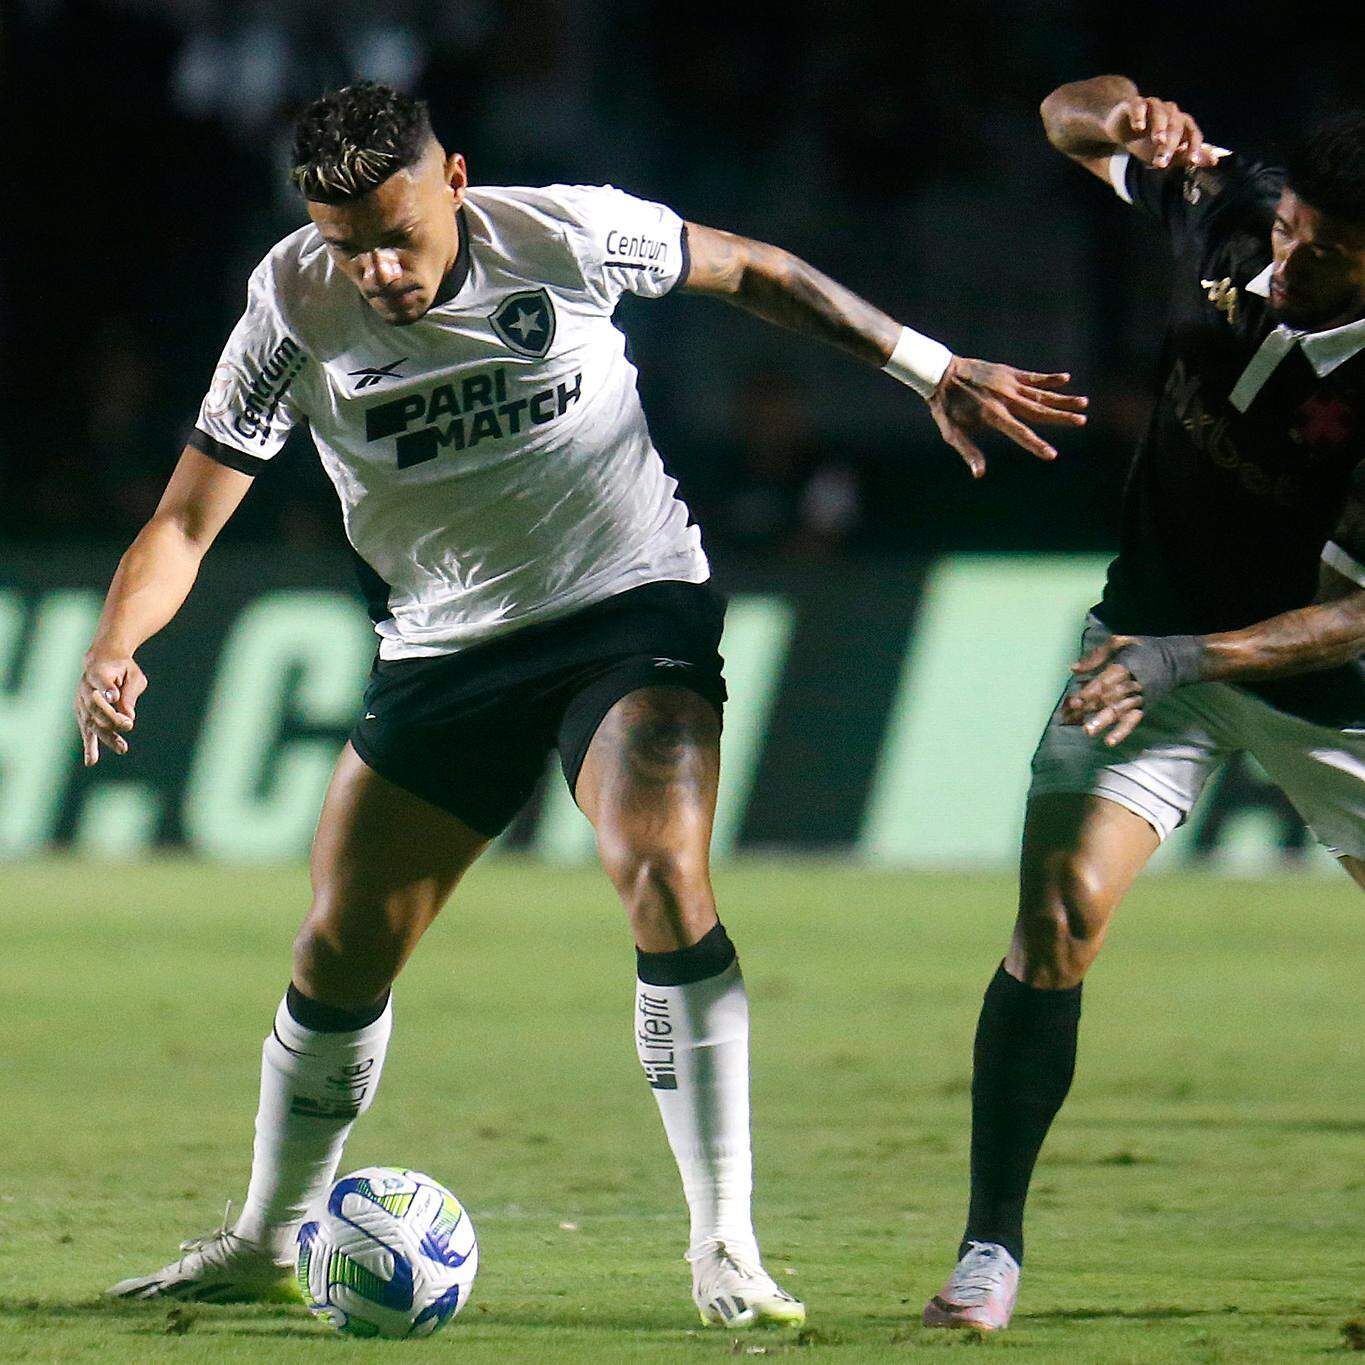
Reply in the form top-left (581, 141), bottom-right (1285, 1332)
top-left (2, 0), bottom-right (1359, 561)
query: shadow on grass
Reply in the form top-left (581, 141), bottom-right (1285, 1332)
top-left (1021, 1305), bottom-right (1228, 1324)
top-left (0, 1295), bottom-right (323, 1341)
top-left (1068, 1115), bottom-right (1365, 1135)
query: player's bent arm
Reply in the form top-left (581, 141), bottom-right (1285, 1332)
top-left (77, 446), bottom-right (253, 766)
top-left (679, 222), bottom-right (1087, 476)
top-left (1040, 74), bottom-right (1218, 184)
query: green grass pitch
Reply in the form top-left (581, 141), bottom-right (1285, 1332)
top-left (2, 858), bottom-right (1364, 1362)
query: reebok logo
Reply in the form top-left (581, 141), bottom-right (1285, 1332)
top-left (349, 358), bottom-right (408, 391)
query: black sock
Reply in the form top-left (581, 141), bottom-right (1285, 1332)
top-left (960, 963), bottom-right (1082, 1265)
top-left (636, 922), bottom-right (736, 986)
top-left (286, 982), bottom-right (390, 1032)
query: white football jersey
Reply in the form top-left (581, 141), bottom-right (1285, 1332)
top-left (193, 184), bottom-right (709, 658)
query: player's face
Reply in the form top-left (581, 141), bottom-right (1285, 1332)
top-left (1268, 189), bottom-right (1365, 330)
top-left (309, 143), bottom-right (468, 326)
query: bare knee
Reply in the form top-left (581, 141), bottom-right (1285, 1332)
top-left (1012, 852), bottom-right (1117, 989)
top-left (599, 840), bottom-right (716, 951)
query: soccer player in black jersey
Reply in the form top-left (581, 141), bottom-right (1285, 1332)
top-left (924, 76), bottom-right (1365, 1330)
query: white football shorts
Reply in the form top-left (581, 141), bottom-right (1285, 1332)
top-left (1029, 618), bottom-right (1365, 859)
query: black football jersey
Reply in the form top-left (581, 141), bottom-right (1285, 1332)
top-left (1095, 152), bottom-right (1365, 727)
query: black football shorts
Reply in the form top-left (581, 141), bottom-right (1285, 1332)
top-left (348, 580), bottom-right (728, 837)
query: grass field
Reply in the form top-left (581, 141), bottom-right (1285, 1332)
top-left (2, 859), bottom-right (1364, 1362)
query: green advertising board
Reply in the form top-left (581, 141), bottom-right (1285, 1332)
top-left (0, 550), bottom-right (1330, 872)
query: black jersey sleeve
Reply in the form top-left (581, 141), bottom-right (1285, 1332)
top-left (1122, 153), bottom-right (1283, 257)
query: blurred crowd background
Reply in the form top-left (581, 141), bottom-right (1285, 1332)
top-left (3, 0), bottom-right (1358, 559)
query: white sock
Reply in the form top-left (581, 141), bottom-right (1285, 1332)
top-left (232, 992), bottom-right (393, 1258)
top-left (636, 957), bottom-right (758, 1262)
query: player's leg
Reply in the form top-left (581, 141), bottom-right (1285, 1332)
top-left (1235, 693), bottom-right (1365, 893)
top-left (925, 650), bottom-right (1229, 1330)
top-left (108, 744), bottom-right (489, 1300)
top-left (1339, 856), bottom-right (1365, 889)
top-left (571, 683), bottom-right (803, 1328)
top-left (923, 794), bottom-right (1157, 1331)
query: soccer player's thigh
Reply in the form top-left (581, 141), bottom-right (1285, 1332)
top-left (298, 742), bottom-right (491, 1009)
top-left (1010, 793), bottom-right (1160, 988)
top-left (1016, 684), bottom-right (1226, 987)
top-left (1247, 714), bottom-right (1365, 895)
top-left (573, 685), bottom-right (721, 951)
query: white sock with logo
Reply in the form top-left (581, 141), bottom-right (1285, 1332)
top-left (232, 988), bottom-right (393, 1259)
top-left (635, 925), bottom-right (759, 1262)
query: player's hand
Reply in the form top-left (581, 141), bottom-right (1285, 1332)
top-left (75, 652), bottom-right (147, 766)
top-left (927, 357), bottom-right (1087, 478)
top-left (1064, 630), bottom-right (1205, 744)
top-left (1103, 94), bottom-right (1219, 171)
top-left (1061, 636), bottom-right (1145, 745)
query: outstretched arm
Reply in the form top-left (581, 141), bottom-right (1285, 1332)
top-left (680, 222), bottom-right (1087, 478)
top-left (1063, 565), bottom-right (1365, 745)
top-left (76, 446), bottom-right (252, 765)
top-left (1040, 74), bottom-right (1221, 185)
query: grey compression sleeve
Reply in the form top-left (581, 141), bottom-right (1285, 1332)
top-left (1112, 634), bottom-right (1204, 706)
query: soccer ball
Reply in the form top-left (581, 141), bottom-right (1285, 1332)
top-left (296, 1166), bottom-right (478, 1338)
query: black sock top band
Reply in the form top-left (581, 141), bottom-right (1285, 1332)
top-left (286, 982), bottom-right (390, 1033)
top-left (987, 962), bottom-right (1083, 1012)
top-left (636, 921), bottom-right (736, 986)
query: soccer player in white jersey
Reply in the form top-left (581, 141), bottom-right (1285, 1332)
top-left (76, 82), bottom-right (1085, 1327)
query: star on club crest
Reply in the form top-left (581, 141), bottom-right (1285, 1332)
top-left (489, 288), bottom-right (557, 358)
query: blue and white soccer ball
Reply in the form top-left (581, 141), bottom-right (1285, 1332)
top-left (296, 1166), bottom-right (478, 1339)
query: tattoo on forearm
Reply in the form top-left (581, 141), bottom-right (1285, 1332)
top-left (1204, 595), bottom-right (1365, 680)
top-left (734, 242), bottom-right (900, 366)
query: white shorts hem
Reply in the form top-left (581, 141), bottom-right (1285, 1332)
top-left (1027, 776), bottom-right (1178, 843)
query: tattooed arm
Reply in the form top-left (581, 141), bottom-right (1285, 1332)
top-left (680, 222), bottom-right (1086, 476)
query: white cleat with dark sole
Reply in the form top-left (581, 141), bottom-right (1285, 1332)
top-left (922, 1240), bottom-right (1020, 1331)
top-left (106, 1227), bottom-right (299, 1304)
top-left (690, 1240), bottom-right (806, 1329)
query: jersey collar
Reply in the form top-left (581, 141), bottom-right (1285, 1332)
top-left (1246, 264), bottom-right (1365, 378)
top-left (429, 206), bottom-right (472, 310)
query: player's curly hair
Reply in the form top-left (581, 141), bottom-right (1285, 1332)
top-left (1284, 111), bottom-right (1365, 224)
top-left (291, 81), bottom-right (433, 203)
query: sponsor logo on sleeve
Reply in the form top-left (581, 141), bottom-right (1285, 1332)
top-left (222, 336), bottom-right (307, 445)
top-left (603, 228), bottom-right (670, 275)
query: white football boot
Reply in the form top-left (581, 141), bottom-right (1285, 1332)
top-left (922, 1240), bottom-right (1020, 1331)
top-left (689, 1239), bottom-right (806, 1329)
top-left (107, 1208), bottom-right (298, 1303)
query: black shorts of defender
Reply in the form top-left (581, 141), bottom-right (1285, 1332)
top-left (349, 581), bottom-right (728, 838)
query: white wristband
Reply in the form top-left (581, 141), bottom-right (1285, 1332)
top-left (882, 325), bottom-right (953, 399)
